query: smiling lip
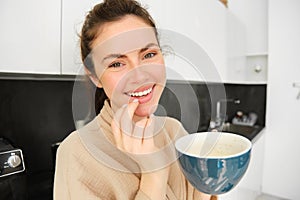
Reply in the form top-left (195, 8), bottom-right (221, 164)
top-left (125, 85), bottom-right (155, 104)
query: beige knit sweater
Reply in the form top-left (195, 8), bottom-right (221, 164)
top-left (53, 101), bottom-right (217, 200)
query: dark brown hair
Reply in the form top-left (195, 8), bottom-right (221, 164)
top-left (80, 0), bottom-right (157, 74)
top-left (80, 0), bottom-right (158, 114)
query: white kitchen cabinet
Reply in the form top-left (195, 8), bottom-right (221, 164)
top-left (228, 0), bottom-right (268, 55)
top-left (157, 0), bottom-right (248, 83)
top-left (0, 0), bottom-right (249, 80)
top-left (162, 0), bottom-right (228, 82)
top-left (61, 0), bottom-right (101, 75)
top-left (262, 1), bottom-right (300, 199)
top-left (0, 0), bottom-right (61, 74)
top-left (225, 11), bottom-right (247, 83)
top-left (228, 0), bottom-right (268, 83)
top-left (62, 0), bottom-right (230, 81)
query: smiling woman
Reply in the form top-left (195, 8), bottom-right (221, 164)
top-left (89, 24), bottom-right (166, 118)
top-left (53, 0), bottom-right (216, 199)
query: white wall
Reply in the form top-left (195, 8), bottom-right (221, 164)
top-left (263, 0), bottom-right (300, 199)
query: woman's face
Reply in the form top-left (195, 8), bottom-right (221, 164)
top-left (90, 15), bottom-right (166, 117)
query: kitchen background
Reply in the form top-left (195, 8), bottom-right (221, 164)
top-left (0, 0), bottom-right (299, 200)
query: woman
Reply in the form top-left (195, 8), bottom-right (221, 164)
top-left (54, 0), bottom-right (217, 199)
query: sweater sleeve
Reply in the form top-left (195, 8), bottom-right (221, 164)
top-left (53, 136), bottom-right (71, 200)
top-left (134, 190), bottom-right (152, 200)
top-left (53, 132), bottom-right (108, 200)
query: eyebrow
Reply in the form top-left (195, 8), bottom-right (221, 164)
top-left (140, 43), bottom-right (159, 53)
top-left (101, 43), bottom-right (159, 63)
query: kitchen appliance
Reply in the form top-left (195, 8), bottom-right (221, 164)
top-left (0, 138), bottom-right (25, 177)
top-left (0, 137), bottom-right (27, 200)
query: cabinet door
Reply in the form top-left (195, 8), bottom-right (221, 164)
top-left (263, 1), bottom-right (300, 199)
top-left (0, 0), bottom-right (61, 74)
top-left (229, 0), bottom-right (268, 83)
top-left (61, 0), bottom-right (100, 75)
top-left (229, 0), bottom-right (268, 55)
top-left (161, 0), bottom-right (228, 82)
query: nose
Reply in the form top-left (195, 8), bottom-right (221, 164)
top-left (129, 64), bottom-right (149, 84)
top-left (128, 55), bottom-right (149, 84)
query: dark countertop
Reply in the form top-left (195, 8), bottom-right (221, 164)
top-left (221, 123), bottom-right (264, 141)
top-left (205, 123), bottom-right (265, 142)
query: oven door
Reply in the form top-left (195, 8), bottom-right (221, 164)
top-left (0, 173), bottom-right (28, 200)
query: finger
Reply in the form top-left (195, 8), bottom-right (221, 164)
top-left (120, 99), bottom-right (139, 136)
top-left (133, 117), bottom-right (149, 139)
top-left (140, 117), bottom-right (156, 150)
top-left (112, 104), bottom-right (128, 150)
top-left (114, 100), bottom-right (139, 152)
top-left (121, 100), bottom-right (139, 153)
top-left (142, 115), bottom-right (155, 139)
top-left (131, 118), bottom-right (149, 152)
top-left (126, 99), bottom-right (139, 120)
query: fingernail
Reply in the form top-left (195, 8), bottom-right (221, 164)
top-left (132, 99), bottom-right (139, 103)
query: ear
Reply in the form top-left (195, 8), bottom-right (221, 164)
top-left (84, 67), bottom-right (102, 88)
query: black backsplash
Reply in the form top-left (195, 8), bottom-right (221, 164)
top-left (0, 77), bottom-right (266, 199)
top-left (224, 83), bottom-right (266, 126)
top-left (0, 79), bottom-right (75, 174)
top-left (0, 78), bottom-right (77, 199)
top-left (159, 81), bottom-right (266, 134)
top-left (0, 78), bottom-right (266, 171)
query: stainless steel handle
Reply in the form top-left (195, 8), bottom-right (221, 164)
top-left (293, 82), bottom-right (300, 88)
top-left (293, 82), bottom-right (300, 100)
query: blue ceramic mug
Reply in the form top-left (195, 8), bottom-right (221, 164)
top-left (175, 132), bottom-right (252, 195)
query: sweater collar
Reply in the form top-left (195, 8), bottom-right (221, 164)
top-left (97, 100), bottom-right (115, 144)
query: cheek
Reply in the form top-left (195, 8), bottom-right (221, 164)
top-left (153, 64), bottom-right (166, 85)
top-left (100, 76), bottom-right (119, 99)
top-left (100, 72), bottom-right (127, 100)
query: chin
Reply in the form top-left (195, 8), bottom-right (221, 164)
top-left (134, 103), bottom-right (158, 117)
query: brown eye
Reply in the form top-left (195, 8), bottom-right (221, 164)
top-left (144, 52), bottom-right (156, 59)
top-left (109, 62), bottom-right (124, 68)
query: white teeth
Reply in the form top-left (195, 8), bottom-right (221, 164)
top-left (128, 87), bottom-right (152, 97)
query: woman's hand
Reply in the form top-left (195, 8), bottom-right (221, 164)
top-left (111, 100), bottom-right (157, 155)
top-left (111, 100), bottom-right (169, 199)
